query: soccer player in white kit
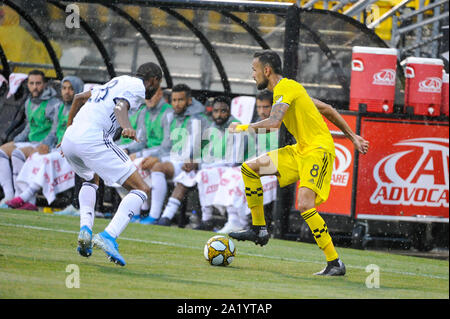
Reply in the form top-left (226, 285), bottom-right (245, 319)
top-left (60, 62), bottom-right (162, 266)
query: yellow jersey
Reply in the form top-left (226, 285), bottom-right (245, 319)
top-left (273, 78), bottom-right (335, 156)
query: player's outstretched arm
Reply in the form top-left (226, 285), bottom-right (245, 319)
top-left (67, 90), bottom-right (91, 127)
top-left (229, 102), bottom-right (288, 133)
top-left (313, 98), bottom-right (369, 154)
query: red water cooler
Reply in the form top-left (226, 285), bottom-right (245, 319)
top-left (349, 46), bottom-right (398, 113)
top-left (442, 72), bottom-right (449, 116)
top-left (401, 57), bottom-right (444, 116)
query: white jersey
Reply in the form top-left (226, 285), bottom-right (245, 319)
top-left (69, 75), bottom-right (145, 140)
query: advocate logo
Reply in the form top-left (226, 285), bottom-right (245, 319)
top-left (418, 77), bottom-right (442, 93)
top-left (331, 143), bottom-right (352, 187)
top-left (370, 138), bottom-right (449, 207)
top-left (372, 69), bottom-right (396, 86)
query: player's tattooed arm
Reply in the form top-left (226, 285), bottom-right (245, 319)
top-left (312, 98), bottom-right (369, 154)
top-left (249, 102), bottom-right (288, 131)
top-left (114, 98), bottom-right (139, 142)
top-left (67, 90), bottom-right (91, 127)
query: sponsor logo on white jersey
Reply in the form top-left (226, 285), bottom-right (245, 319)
top-left (418, 77), bottom-right (442, 93)
top-left (370, 138), bottom-right (449, 207)
top-left (372, 69), bottom-right (396, 86)
top-left (331, 143), bottom-right (352, 187)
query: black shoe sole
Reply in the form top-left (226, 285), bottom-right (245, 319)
top-left (229, 234), bottom-right (269, 247)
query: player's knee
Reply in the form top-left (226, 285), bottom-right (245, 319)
top-left (297, 188), bottom-right (316, 213)
top-left (151, 162), bottom-right (173, 179)
top-left (138, 183), bottom-right (151, 197)
top-left (151, 162), bottom-right (165, 173)
top-left (297, 197), bottom-right (316, 213)
top-left (243, 161), bottom-right (260, 176)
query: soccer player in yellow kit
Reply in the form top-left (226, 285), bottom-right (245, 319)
top-left (229, 50), bottom-right (369, 276)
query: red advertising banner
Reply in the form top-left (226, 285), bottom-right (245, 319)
top-left (355, 117), bottom-right (449, 221)
top-left (295, 114), bottom-right (357, 217)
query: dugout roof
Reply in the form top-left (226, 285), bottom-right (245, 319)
top-left (0, 0), bottom-right (403, 107)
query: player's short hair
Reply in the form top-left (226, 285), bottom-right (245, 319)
top-left (213, 95), bottom-right (231, 109)
top-left (135, 62), bottom-right (162, 81)
top-left (253, 50), bottom-right (282, 75)
top-left (172, 83), bottom-right (191, 99)
top-left (256, 89), bottom-right (273, 103)
top-left (28, 69), bottom-right (45, 81)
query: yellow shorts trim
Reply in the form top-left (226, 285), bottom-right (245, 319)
top-left (268, 145), bottom-right (334, 205)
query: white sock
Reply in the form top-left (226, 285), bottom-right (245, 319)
top-left (201, 205), bottom-right (213, 222)
top-left (149, 171), bottom-right (167, 219)
top-left (0, 149), bottom-right (14, 199)
top-left (161, 197), bottom-right (181, 220)
top-left (11, 149), bottom-right (26, 196)
top-left (105, 189), bottom-right (147, 238)
top-left (79, 182), bottom-right (98, 230)
top-left (226, 206), bottom-right (240, 226)
top-left (19, 182), bottom-right (40, 203)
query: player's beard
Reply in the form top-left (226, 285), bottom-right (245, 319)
top-left (256, 77), bottom-right (269, 90)
top-left (31, 89), bottom-right (43, 98)
top-left (214, 117), bottom-right (227, 125)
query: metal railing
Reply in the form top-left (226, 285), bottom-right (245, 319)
top-left (300, 0), bottom-right (449, 61)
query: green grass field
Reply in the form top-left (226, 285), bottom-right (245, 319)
top-left (0, 209), bottom-right (448, 299)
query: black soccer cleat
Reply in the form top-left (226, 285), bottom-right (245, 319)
top-left (229, 225), bottom-right (270, 247)
top-left (314, 258), bottom-right (346, 276)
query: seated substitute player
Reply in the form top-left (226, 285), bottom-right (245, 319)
top-left (0, 69), bottom-right (61, 205)
top-left (140, 83), bottom-right (210, 224)
top-left (120, 87), bottom-right (172, 158)
top-left (223, 89), bottom-right (279, 232)
top-left (60, 62), bottom-right (162, 266)
top-left (157, 95), bottom-right (240, 229)
top-left (5, 75), bottom-right (84, 210)
top-left (118, 87), bottom-right (173, 221)
top-left (228, 50), bottom-right (369, 276)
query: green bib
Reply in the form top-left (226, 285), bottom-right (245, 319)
top-left (244, 130), bottom-right (278, 161)
top-left (146, 103), bottom-right (171, 148)
top-left (202, 119), bottom-right (240, 160)
top-left (56, 103), bottom-right (68, 144)
top-left (170, 115), bottom-right (190, 154)
top-left (27, 100), bottom-right (53, 142)
top-left (120, 104), bottom-right (145, 145)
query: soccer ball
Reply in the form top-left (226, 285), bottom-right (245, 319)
top-left (203, 235), bottom-right (236, 266)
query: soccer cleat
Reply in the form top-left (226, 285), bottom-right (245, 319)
top-left (54, 204), bottom-right (80, 216)
top-left (229, 225), bottom-right (270, 246)
top-left (19, 202), bottom-right (38, 211)
top-left (216, 221), bottom-right (244, 235)
top-left (77, 226), bottom-right (93, 257)
top-left (139, 215), bottom-right (158, 225)
top-left (157, 217), bottom-right (171, 226)
top-left (314, 258), bottom-right (346, 276)
top-left (130, 214), bottom-right (141, 223)
top-left (5, 197), bottom-right (25, 209)
top-left (92, 231), bottom-right (126, 266)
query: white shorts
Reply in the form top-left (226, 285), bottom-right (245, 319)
top-left (60, 132), bottom-right (136, 187)
top-left (14, 141), bottom-right (40, 149)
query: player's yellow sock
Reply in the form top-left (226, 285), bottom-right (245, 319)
top-left (301, 208), bottom-right (338, 261)
top-left (241, 163), bottom-right (265, 226)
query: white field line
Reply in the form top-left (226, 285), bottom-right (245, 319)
top-left (0, 222), bottom-right (448, 280)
